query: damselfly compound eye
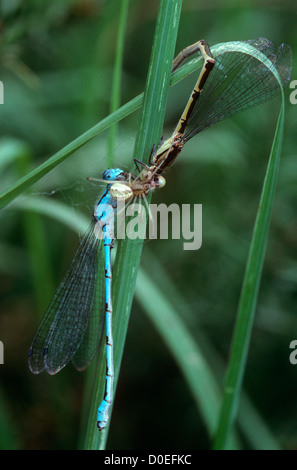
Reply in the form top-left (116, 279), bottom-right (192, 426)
top-left (102, 168), bottom-right (125, 181)
top-left (156, 176), bottom-right (166, 189)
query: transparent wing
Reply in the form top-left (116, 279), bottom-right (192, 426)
top-left (28, 220), bottom-right (103, 375)
top-left (71, 241), bottom-right (105, 371)
top-left (184, 38), bottom-right (292, 140)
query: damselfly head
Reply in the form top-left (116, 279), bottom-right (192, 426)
top-left (102, 168), bottom-right (126, 181)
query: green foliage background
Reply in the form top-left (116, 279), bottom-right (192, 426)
top-left (0, 0), bottom-right (296, 450)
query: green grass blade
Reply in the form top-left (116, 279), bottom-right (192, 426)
top-left (213, 97), bottom-right (286, 450)
top-left (82, 0), bottom-right (183, 450)
top-left (107, 0), bottom-right (130, 167)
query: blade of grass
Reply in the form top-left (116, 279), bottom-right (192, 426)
top-left (80, 0), bottom-right (130, 445)
top-left (82, 0), bottom-right (183, 450)
top-left (107, 0), bottom-right (130, 167)
top-left (213, 96), bottom-right (286, 450)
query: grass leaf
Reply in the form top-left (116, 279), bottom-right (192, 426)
top-left (82, 0), bottom-right (183, 450)
top-left (213, 95), bottom-right (286, 450)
